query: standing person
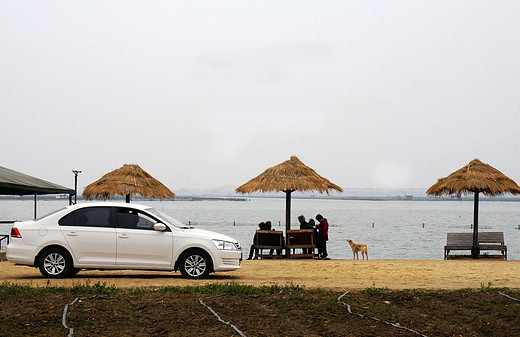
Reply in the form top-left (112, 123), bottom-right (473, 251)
top-left (297, 215), bottom-right (309, 229)
top-left (316, 214), bottom-right (330, 260)
top-left (308, 219), bottom-right (318, 256)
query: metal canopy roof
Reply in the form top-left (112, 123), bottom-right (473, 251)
top-left (0, 166), bottom-right (74, 195)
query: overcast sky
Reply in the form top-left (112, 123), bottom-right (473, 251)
top-left (2, 1), bottom-right (519, 194)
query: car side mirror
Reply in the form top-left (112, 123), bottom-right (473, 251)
top-left (154, 223), bottom-right (167, 231)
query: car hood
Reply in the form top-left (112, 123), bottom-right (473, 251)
top-left (177, 227), bottom-right (238, 243)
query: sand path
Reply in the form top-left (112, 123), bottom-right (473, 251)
top-left (2, 259), bottom-right (519, 290)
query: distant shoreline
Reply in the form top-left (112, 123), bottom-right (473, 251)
top-left (1, 195), bottom-right (519, 202)
top-left (0, 195), bottom-right (250, 202)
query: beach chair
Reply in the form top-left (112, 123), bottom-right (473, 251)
top-left (254, 230), bottom-right (284, 259)
top-left (286, 229), bottom-right (315, 258)
top-left (444, 232), bottom-right (507, 260)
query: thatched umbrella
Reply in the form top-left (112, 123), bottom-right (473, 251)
top-left (427, 159), bottom-right (520, 258)
top-left (236, 156), bottom-right (343, 235)
top-left (83, 164), bottom-right (175, 203)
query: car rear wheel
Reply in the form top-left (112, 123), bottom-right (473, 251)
top-left (179, 250), bottom-right (212, 279)
top-left (38, 247), bottom-right (73, 278)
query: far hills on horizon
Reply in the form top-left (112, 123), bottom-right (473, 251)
top-left (173, 186), bottom-right (520, 201)
top-left (177, 186), bottom-right (430, 197)
top-left (2, 186), bottom-right (520, 202)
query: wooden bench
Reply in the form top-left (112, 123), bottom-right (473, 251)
top-left (286, 230), bottom-right (316, 258)
top-left (254, 230), bottom-right (284, 259)
top-left (444, 232), bottom-right (507, 260)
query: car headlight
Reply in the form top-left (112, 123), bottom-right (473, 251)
top-left (212, 240), bottom-right (240, 251)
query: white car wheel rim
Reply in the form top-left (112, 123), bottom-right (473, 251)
top-left (185, 254), bottom-right (206, 277)
top-left (44, 253), bottom-right (66, 275)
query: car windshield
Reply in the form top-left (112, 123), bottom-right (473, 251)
top-left (146, 208), bottom-right (186, 228)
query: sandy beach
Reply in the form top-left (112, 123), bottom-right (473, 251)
top-left (2, 259), bottom-right (519, 290)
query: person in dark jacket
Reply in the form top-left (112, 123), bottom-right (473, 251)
top-left (316, 214), bottom-right (330, 260)
top-left (308, 219), bottom-right (318, 256)
top-left (298, 215), bottom-right (315, 254)
top-left (298, 215), bottom-right (309, 229)
top-left (247, 222), bottom-right (267, 260)
top-left (264, 220), bottom-right (284, 256)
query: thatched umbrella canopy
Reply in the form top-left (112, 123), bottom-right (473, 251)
top-left (236, 156), bottom-right (343, 236)
top-left (83, 164), bottom-right (175, 203)
top-left (427, 158), bottom-right (520, 258)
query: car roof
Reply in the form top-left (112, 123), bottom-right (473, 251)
top-left (65, 202), bottom-right (153, 211)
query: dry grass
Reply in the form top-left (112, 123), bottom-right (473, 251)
top-left (82, 164), bottom-right (175, 200)
top-left (236, 156), bottom-right (343, 195)
top-left (427, 158), bottom-right (520, 197)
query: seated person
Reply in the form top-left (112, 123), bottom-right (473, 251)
top-left (297, 215), bottom-right (315, 254)
top-left (265, 220), bottom-right (284, 256)
top-left (247, 222), bottom-right (267, 260)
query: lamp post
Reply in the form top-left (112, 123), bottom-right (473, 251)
top-left (72, 170), bottom-right (82, 204)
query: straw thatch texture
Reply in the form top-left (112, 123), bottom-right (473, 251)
top-left (82, 164), bottom-right (175, 201)
top-left (236, 156), bottom-right (343, 195)
top-left (427, 159), bottom-right (520, 197)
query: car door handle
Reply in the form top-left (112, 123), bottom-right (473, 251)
top-left (67, 232), bottom-right (78, 236)
top-left (118, 234), bottom-right (129, 238)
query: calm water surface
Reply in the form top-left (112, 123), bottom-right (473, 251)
top-left (1, 198), bottom-right (519, 260)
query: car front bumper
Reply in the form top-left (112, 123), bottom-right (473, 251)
top-left (212, 249), bottom-right (242, 272)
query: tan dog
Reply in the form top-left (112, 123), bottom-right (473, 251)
top-left (347, 239), bottom-right (368, 260)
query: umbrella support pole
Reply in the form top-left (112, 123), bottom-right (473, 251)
top-left (285, 190), bottom-right (292, 258)
top-left (472, 191), bottom-right (480, 259)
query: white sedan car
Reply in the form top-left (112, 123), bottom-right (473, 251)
top-left (7, 202), bottom-right (242, 279)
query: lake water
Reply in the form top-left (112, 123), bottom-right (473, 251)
top-left (1, 198), bottom-right (519, 260)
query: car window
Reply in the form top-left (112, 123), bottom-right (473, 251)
top-left (59, 207), bottom-right (112, 228)
top-left (116, 208), bottom-right (167, 231)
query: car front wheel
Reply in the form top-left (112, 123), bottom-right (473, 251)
top-left (179, 250), bottom-right (212, 279)
top-left (38, 247), bottom-right (73, 278)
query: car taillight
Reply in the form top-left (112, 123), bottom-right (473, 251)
top-left (11, 227), bottom-right (21, 238)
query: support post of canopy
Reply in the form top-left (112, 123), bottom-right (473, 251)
top-left (34, 193), bottom-right (37, 219)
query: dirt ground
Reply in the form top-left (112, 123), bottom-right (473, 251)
top-left (2, 282), bottom-right (520, 336)
top-left (2, 260), bottom-right (520, 336)
top-left (2, 259), bottom-right (520, 290)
